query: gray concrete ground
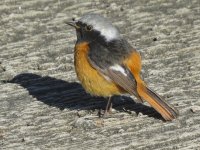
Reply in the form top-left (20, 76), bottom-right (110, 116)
top-left (1, 0), bottom-right (200, 149)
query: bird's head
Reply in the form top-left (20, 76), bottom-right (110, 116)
top-left (66, 13), bottom-right (121, 44)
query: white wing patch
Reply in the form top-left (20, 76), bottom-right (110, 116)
top-left (110, 65), bottom-right (127, 76)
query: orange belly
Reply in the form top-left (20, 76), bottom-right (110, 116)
top-left (74, 42), bottom-right (124, 97)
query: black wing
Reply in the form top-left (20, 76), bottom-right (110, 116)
top-left (88, 40), bottom-right (143, 102)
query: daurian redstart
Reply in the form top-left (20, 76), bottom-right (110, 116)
top-left (66, 13), bottom-right (178, 121)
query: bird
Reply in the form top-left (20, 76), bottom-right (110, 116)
top-left (66, 13), bottom-right (178, 121)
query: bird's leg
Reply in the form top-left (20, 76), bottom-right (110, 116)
top-left (98, 97), bottom-right (113, 117)
top-left (104, 96), bottom-right (113, 116)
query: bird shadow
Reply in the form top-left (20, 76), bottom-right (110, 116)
top-left (9, 73), bottom-right (163, 120)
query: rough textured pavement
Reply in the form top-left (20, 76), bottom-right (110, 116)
top-left (1, 0), bottom-right (200, 149)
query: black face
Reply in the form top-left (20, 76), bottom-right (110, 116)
top-left (67, 18), bottom-right (118, 46)
top-left (75, 21), bottom-right (101, 44)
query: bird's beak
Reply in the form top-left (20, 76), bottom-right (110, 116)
top-left (65, 21), bottom-right (80, 29)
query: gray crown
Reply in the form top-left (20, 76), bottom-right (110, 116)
top-left (79, 13), bottom-right (120, 41)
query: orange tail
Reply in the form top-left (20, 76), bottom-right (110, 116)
top-left (137, 83), bottom-right (178, 121)
top-left (124, 51), bottom-right (178, 120)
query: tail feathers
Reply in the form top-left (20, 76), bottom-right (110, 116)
top-left (137, 84), bottom-right (179, 121)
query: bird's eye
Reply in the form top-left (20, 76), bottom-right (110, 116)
top-left (85, 25), bottom-right (93, 31)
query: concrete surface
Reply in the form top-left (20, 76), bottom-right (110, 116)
top-left (1, 0), bottom-right (200, 149)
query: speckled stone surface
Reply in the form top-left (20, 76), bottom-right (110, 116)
top-left (0, 0), bottom-right (200, 149)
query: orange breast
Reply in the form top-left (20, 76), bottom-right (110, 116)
top-left (74, 42), bottom-right (124, 97)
